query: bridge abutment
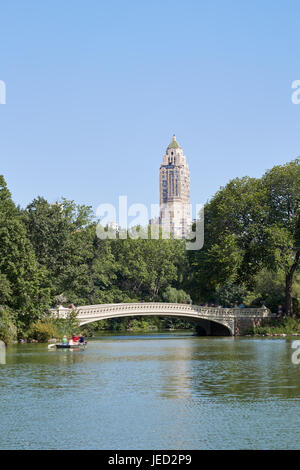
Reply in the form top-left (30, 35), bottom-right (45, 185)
top-left (234, 316), bottom-right (265, 336)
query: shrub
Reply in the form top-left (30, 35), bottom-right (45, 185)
top-left (0, 308), bottom-right (17, 344)
top-left (28, 320), bottom-right (59, 342)
top-left (245, 316), bottom-right (300, 335)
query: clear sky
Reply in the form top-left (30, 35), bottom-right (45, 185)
top-left (0, 0), bottom-right (300, 218)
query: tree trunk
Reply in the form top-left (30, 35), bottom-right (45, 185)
top-left (285, 274), bottom-right (293, 316)
top-left (285, 251), bottom-right (300, 316)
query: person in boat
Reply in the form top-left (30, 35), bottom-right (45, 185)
top-left (68, 336), bottom-right (79, 345)
top-left (79, 334), bottom-right (85, 344)
top-left (62, 335), bottom-right (68, 344)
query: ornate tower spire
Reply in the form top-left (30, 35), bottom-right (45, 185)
top-left (159, 135), bottom-right (191, 238)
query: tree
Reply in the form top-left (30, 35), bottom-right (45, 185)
top-left (0, 176), bottom-right (50, 331)
top-left (0, 273), bottom-right (12, 305)
top-left (162, 286), bottom-right (192, 303)
top-left (188, 159), bottom-right (300, 315)
top-left (215, 281), bottom-right (249, 307)
top-left (262, 158), bottom-right (300, 315)
top-left (188, 177), bottom-right (266, 302)
top-left (110, 232), bottom-right (187, 301)
top-left (0, 308), bottom-right (17, 344)
top-left (23, 197), bottom-right (94, 301)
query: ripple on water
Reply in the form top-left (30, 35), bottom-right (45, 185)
top-left (1, 335), bottom-right (300, 449)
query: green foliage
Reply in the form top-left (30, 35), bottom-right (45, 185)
top-left (0, 273), bottom-right (12, 305)
top-left (55, 310), bottom-right (80, 338)
top-left (188, 177), bottom-right (264, 302)
top-left (28, 320), bottom-right (59, 342)
top-left (0, 176), bottom-right (51, 333)
top-left (261, 159), bottom-right (300, 315)
top-left (244, 269), bottom-right (285, 310)
top-left (0, 158), bottom-right (299, 339)
top-left (85, 315), bottom-right (195, 334)
top-left (23, 197), bottom-right (94, 300)
top-left (214, 282), bottom-right (249, 307)
top-left (109, 236), bottom-right (187, 301)
top-left (188, 159), bottom-right (300, 315)
top-left (162, 286), bottom-right (192, 304)
top-left (246, 316), bottom-right (300, 336)
top-left (0, 308), bottom-right (17, 344)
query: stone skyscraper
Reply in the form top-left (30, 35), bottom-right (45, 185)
top-left (159, 135), bottom-right (191, 238)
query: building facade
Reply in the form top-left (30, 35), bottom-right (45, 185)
top-left (159, 135), bottom-right (191, 238)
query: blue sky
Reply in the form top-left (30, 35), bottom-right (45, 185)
top-left (0, 0), bottom-right (300, 218)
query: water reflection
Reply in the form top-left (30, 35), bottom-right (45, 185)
top-left (188, 338), bottom-right (300, 401)
top-left (1, 334), bottom-right (300, 449)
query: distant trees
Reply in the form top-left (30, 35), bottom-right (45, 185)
top-left (0, 157), bottom-right (299, 343)
top-left (22, 198), bottom-right (189, 308)
top-left (162, 286), bottom-right (191, 304)
top-left (109, 236), bottom-right (188, 302)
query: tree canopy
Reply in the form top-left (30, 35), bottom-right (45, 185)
top-left (0, 158), bottom-right (299, 343)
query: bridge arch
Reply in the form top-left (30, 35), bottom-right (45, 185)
top-left (79, 312), bottom-right (232, 336)
top-left (55, 303), bottom-right (239, 336)
top-left (53, 302), bottom-right (272, 337)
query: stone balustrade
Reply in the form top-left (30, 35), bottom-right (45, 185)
top-left (51, 302), bottom-right (273, 336)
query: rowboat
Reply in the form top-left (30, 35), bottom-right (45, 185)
top-left (48, 342), bottom-right (87, 350)
top-left (56, 342), bottom-right (87, 349)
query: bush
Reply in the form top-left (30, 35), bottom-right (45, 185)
top-left (0, 308), bottom-right (17, 344)
top-left (28, 320), bottom-right (59, 342)
top-left (245, 316), bottom-right (300, 335)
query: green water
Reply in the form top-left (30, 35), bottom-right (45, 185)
top-left (1, 332), bottom-right (300, 449)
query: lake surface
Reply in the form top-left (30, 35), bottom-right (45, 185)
top-left (1, 332), bottom-right (300, 450)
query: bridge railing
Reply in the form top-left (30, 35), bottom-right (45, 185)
top-left (51, 303), bottom-right (272, 320)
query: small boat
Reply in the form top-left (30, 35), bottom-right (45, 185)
top-left (48, 342), bottom-right (87, 350)
top-left (56, 342), bottom-right (87, 349)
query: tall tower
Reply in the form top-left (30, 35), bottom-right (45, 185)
top-left (159, 135), bottom-right (191, 238)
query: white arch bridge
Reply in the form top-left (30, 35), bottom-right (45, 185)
top-left (52, 303), bottom-right (273, 336)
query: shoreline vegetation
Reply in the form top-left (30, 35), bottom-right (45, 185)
top-left (245, 316), bottom-right (300, 337)
top-left (0, 158), bottom-right (299, 345)
top-left (11, 317), bottom-right (300, 344)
